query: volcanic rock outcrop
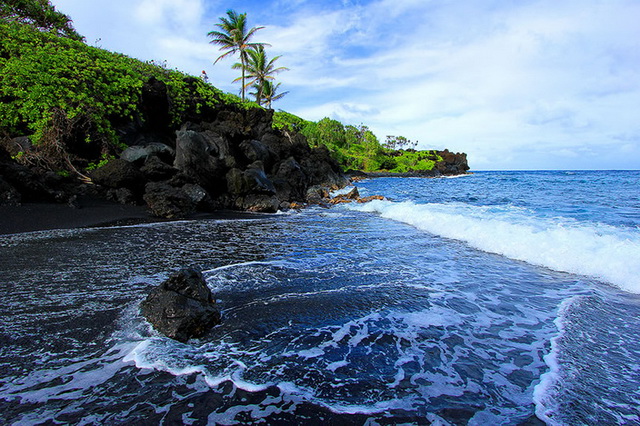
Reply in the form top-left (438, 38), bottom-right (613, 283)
top-left (140, 267), bottom-right (221, 342)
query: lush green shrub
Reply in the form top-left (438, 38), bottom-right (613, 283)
top-left (0, 0), bottom-right (83, 41)
top-left (0, 21), bottom-right (256, 153)
top-left (272, 110), bottom-right (306, 132)
top-left (0, 18), bottom-right (442, 176)
top-left (0, 21), bottom-right (141, 145)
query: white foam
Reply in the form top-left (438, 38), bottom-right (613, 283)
top-left (330, 185), bottom-right (357, 197)
top-left (532, 296), bottom-right (580, 425)
top-left (2, 341), bottom-right (137, 404)
top-left (349, 200), bottom-right (640, 293)
top-left (326, 360), bottom-right (349, 372)
top-left (202, 261), bottom-right (277, 274)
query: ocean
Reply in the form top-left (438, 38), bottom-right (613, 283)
top-left (1, 170), bottom-right (639, 425)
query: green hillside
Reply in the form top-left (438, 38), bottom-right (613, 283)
top-left (1, 17), bottom-right (440, 175)
top-left (273, 112), bottom-right (441, 173)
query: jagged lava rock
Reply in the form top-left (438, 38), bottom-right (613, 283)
top-left (143, 182), bottom-right (194, 219)
top-left (140, 268), bottom-right (221, 342)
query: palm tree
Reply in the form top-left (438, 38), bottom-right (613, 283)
top-left (207, 9), bottom-right (264, 101)
top-left (233, 45), bottom-right (288, 105)
top-left (253, 80), bottom-right (289, 109)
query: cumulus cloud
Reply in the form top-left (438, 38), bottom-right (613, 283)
top-left (50, 0), bottom-right (640, 169)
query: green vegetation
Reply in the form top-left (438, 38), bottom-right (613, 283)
top-left (1, 2), bottom-right (442, 176)
top-left (208, 9), bottom-right (266, 102)
top-left (237, 45), bottom-right (288, 107)
top-left (0, 18), bottom-right (252, 172)
top-left (0, 0), bottom-right (82, 41)
top-left (257, 80), bottom-right (288, 109)
top-left (273, 112), bottom-right (441, 173)
top-left (209, 10), bottom-right (288, 107)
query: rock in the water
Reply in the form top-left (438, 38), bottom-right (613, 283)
top-left (140, 268), bottom-right (221, 342)
top-left (329, 186), bottom-right (360, 205)
top-left (306, 185), bottom-right (330, 204)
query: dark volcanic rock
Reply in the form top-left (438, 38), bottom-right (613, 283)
top-left (244, 162), bottom-right (276, 194)
top-left (140, 268), bottom-right (221, 342)
top-left (435, 150), bottom-right (470, 175)
top-left (141, 77), bottom-right (171, 134)
top-left (106, 187), bottom-right (136, 205)
top-left (0, 147), bottom-right (69, 203)
top-left (90, 159), bottom-right (145, 192)
top-left (143, 182), bottom-right (194, 218)
top-left (174, 128), bottom-right (226, 192)
top-left (240, 139), bottom-right (273, 166)
top-left (140, 155), bottom-right (178, 181)
top-left (236, 194), bottom-right (280, 212)
top-left (301, 146), bottom-right (350, 189)
top-left (182, 183), bottom-right (212, 210)
top-left (120, 143), bottom-right (174, 164)
top-left (306, 185), bottom-right (331, 204)
top-left (272, 157), bottom-right (307, 201)
top-left (0, 136), bottom-right (32, 157)
top-left (226, 162), bottom-right (276, 196)
top-left (0, 176), bottom-right (21, 205)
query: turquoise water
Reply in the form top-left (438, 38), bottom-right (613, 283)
top-left (1, 171), bottom-right (639, 424)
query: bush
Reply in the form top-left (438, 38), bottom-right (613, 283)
top-left (0, 20), bottom-right (261, 174)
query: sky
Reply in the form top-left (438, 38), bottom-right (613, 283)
top-left (50, 0), bottom-right (640, 170)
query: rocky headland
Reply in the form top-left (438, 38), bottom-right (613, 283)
top-left (0, 81), bottom-right (469, 229)
top-left (0, 79), bottom-right (351, 222)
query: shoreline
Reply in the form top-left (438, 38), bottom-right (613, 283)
top-left (0, 172), bottom-right (473, 236)
top-left (0, 196), bottom-right (261, 236)
top-left (350, 171), bottom-right (472, 179)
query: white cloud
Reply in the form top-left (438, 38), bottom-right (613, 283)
top-left (49, 0), bottom-right (640, 169)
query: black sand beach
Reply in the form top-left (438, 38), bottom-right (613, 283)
top-left (0, 197), bottom-right (261, 235)
top-left (0, 197), bottom-right (153, 235)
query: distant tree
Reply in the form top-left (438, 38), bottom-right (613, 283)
top-left (0, 0), bottom-right (83, 40)
top-left (384, 135), bottom-right (417, 150)
top-left (384, 135), bottom-right (396, 150)
top-left (234, 45), bottom-right (288, 105)
top-left (208, 9), bottom-right (265, 101)
top-left (255, 80), bottom-right (288, 109)
top-left (345, 124), bottom-right (379, 150)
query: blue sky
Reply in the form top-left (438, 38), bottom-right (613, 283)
top-left (51, 0), bottom-right (640, 170)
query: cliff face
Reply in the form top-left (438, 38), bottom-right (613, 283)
top-left (1, 76), bottom-right (470, 217)
top-left (434, 150), bottom-right (470, 175)
top-left (0, 79), bottom-right (349, 217)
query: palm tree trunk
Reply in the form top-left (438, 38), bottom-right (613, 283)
top-left (241, 55), bottom-right (246, 101)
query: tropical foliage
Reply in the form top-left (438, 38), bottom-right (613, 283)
top-left (0, 19), bottom-right (253, 172)
top-left (252, 80), bottom-right (288, 108)
top-left (209, 10), bottom-right (288, 107)
top-left (1, 2), bottom-right (439, 177)
top-left (273, 112), bottom-right (441, 173)
top-left (235, 45), bottom-right (288, 106)
top-left (208, 9), bottom-right (265, 102)
top-left (0, 0), bottom-right (82, 41)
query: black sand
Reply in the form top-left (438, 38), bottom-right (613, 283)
top-left (0, 196), bottom-right (260, 235)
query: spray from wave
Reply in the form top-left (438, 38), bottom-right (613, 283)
top-left (349, 200), bottom-right (640, 293)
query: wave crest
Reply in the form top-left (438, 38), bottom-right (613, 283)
top-left (349, 200), bottom-right (640, 293)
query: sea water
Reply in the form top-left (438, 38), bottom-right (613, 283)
top-left (1, 170), bottom-right (639, 425)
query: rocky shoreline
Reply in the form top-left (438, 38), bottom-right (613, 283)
top-left (1, 78), bottom-right (469, 234)
top-left (1, 79), bottom-right (350, 224)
